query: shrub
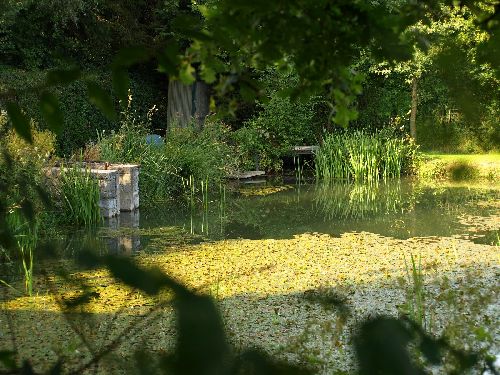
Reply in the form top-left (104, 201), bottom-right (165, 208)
top-left (89, 104), bottom-right (237, 204)
top-left (0, 66), bottom-right (168, 156)
top-left (233, 68), bottom-right (328, 172)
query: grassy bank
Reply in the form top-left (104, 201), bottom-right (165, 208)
top-left (418, 153), bottom-right (500, 182)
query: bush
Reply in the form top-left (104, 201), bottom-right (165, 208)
top-left (0, 66), bottom-right (168, 156)
top-left (233, 68), bottom-right (328, 172)
top-left (89, 105), bottom-right (237, 204)
top-left (0, 113), bottom-right (55, 266)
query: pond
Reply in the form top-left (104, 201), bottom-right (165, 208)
top-left (64, 178), bottom-right (499, 256)
top-left (2, 178), bottom-right (499, 374)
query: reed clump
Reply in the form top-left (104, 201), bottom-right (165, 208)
top-left (315, 131), bottom-right (418, 183)
top-left (58, 165), bottom-right (102, 226)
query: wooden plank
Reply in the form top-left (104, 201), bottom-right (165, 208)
top-left (227, 171), bottom-right (266, 179)
top-left (292, 145), bottom-right (319, 155)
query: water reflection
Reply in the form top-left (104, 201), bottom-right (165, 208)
top-left (314, 180), bottom-right (415, 220)
top-left (63, 180), bottom-right (499, 255)
top-left (103, 210), bottom-right (141, 255)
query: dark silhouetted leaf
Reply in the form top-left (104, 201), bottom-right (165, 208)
top-left (46, 68), bottom-right (81, 86)
top-left (355, 317), bottom-right (422, 375)
top-left (419, 335), bottom-right (442, 365)
top-left (112, 68), bottom-right (130, 104)
top-left (86, 82), bottom-right (117, 121)
top-left (6, 102), bottom-right (32, 143)
top-left (39, 91), bottom-right (64, 134)
top-left (0, 351), bottom-right (16, 370)
top-left (174, 293), bottom-right (232, 375)
top-left (235, 349), bottom-right (312, 375)
top-left (157, 43), bottom-right (180, 76)
top-left (113, 46), bottom-right (151, 68)
top-left (103, 255), bottom-right (185, 296)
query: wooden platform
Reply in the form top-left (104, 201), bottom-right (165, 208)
top-left (228, 171), bottom-right (266, 179)
top-left (292, 145), bottom-right (319, 155)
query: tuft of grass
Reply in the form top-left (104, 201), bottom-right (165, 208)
top-left (315, 131), bottom-right (417, 183)
top-left (59, 165), bottom-right (102, 227)
top-left (5, 208), bottom-right (38, 296)
top-left (402, 253), bottom-right (431, 331)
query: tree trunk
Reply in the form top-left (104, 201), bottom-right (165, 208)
top-left (193, 81), bottom-right (210, 129)
top-left (409, 76), bottom-right (418, 141)
top-left (167, 81), bottom-right (210, 129)
top-left (167, 80), bottom-right (193, 128)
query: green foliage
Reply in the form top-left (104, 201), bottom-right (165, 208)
top-left (0, 116), bottom-right (52, 294)
top-left (315, 130), bottom-right (418, 183)
top-left (233, 69), bottom-right (327, 171)
top-left (56, 165), bottom-right (102, 227)
top-left (4, 207), bottom-right (38, 296)
top-left (402, 253), bottom-right (428, 330)
top-left (0, 66), bottom-right (168, 155)
top-left (354, 4), bottom-right (499, 152)
top-left (93, 105), bottom-right (236, 203)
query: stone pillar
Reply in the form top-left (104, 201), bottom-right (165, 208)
top-left (92, 169), bottom-right (120, 218)
top-left (115, 164), bottom-right (140, 211)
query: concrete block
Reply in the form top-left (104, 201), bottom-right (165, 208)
top-left (99, 197), bottom-right (119, 218)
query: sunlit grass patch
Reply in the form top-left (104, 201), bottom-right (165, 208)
top-left (419, 153), bottom-right (500, 182)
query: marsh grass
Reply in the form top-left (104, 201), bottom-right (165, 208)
top-left (5, 208), bottom-right (38, 295)
top-left (59, 165), bottom-right (101, 226)
top-left (315, 131), bottom-right (416, 183)
top-left (402, 253), bottom-right (432, 331)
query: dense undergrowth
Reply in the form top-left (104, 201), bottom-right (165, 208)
top-left (87, 104), bottom-right (237, 204)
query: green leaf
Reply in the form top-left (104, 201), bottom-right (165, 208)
top-left (39, 91), bottom-right (64, 134)
top-left (0, 351), bottom-right (16, 370)
top-left (113, 46), bottom-right (151, 68)
top-left (86, 81), bottom-right (117, 121)
top-left (200, 64), bottom-right (217, 84)
top-left (46, 68), bottom-right (81, 86)
top-left (179, 62), bottom-right (196, 85)
top-left (5, 102), bottom-right (32, 143)
top-left (112, 68), bottom-right (130, 104)
top-left (157, 42), bottom-right (181, 76)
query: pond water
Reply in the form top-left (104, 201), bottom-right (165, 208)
top-left (60, 178), bottom-right (500, 257)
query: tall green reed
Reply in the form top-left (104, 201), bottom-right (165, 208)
top-left (59, 165), bottom-right (101, 226)
top-left (315, 131), bottom-right (415, 183)
top-left (402, 253), bottom-right (431, 331)
top-left (5, 208), bottom-right (38, 296)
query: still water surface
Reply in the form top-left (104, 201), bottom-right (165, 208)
top-left (73, 179), bottom-right (499, 256)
